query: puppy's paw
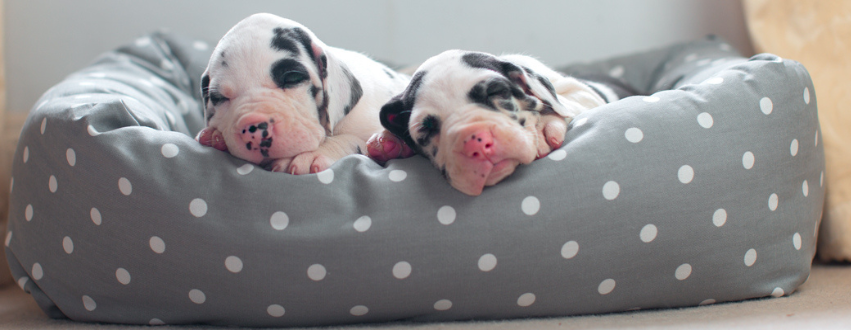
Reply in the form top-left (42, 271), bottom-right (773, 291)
top-left (366, 130), bottom-right (415, 165)
top-left (535, 115), bottom-right (568, 159)
top-left (196, 127), bottom-right (228, 151)
top-left (287, 151), bottom-right (334, 175)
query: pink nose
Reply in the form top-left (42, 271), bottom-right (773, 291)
top-left (236, 115), bottom-right (275, 156)
top-left (463, 130), bottom-right (495, 160)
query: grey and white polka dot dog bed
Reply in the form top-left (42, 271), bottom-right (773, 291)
top-left (5, 32), bottom-right (824, 327)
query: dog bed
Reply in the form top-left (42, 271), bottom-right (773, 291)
top-left (4, 33), bottom-right (823, 327)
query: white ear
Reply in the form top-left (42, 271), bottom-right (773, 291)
top-left (551, 76), bottom-right (607, 117)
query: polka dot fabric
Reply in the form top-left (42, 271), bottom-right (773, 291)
top-left (5, 34), bottom-right (823, 327)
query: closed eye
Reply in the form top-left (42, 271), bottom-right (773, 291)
top-left (209, 91), bottom-right (229, 106)
top-left (414, 115), bottom-right (441, 147)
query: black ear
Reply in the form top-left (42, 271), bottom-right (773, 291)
top-left (379, 95), bottom-right (415, 147)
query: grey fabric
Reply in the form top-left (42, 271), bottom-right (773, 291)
top-left (4, 33), bottom-right (824, 327)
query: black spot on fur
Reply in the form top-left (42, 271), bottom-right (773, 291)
top-left (462, 52), bottom-right (523, 80)
top-left (341, 67), bottom-right (363, 115)
top-left (201, 75), bottom-right (211, 104)
top-left (271, 27), bottom-right (301, 54)
top-left (222, 61), bottom-right (228, 68)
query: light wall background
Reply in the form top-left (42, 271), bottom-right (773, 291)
top-left (4, 0), bottom-right (753, 113)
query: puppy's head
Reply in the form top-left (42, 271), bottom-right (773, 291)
top-left (380, 50), bottom-right (574, 196)
top-left (199, 13), bottom-right (337, 165)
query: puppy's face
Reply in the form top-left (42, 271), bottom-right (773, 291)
top-left (381, 50), bottom-right (571, 196)
top-left (200, 14), bottom-right (331, 165)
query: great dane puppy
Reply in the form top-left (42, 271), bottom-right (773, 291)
top-left (368, 50), bottom-right (636, 196)
top-left (197, 13), bottom-right (409, 174)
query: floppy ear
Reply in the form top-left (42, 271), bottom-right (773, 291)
top-left (498, 55), bottom-right (606, 118)
top-left (379, 95), bottom-right (415, 147)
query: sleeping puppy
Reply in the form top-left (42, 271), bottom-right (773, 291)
top-left (368, 50), bottom-right (635, 196)
top-left (196, 13), bottom-right (409, 174)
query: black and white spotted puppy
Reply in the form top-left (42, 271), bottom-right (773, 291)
top-left (367, 50), bottom-right (635, 196)
top-left (196, 13), bottom-right (408, 174)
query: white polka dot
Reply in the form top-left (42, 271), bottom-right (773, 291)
top-left (189, 289), bottom-right (206, 304)
top-left (307, 264), bottom-right (326, 281)
top-left (713, 209), bottom-right (727, 227)
top-left (267, 304), bottom-right (285, 317)
top-left (521, 196), bottom-right (540, 216)
top-left (161, 144), bottom-right (179, 158)
top-left (270, 212), bottom-right (289, 230)
top-left (700, 299), bottom-right (716, 306)
top-left (768, 193), bottom-right (779, 211)
top-left (793, 233), bottom-right (802, 250)
top-left (225, 256), bottom-right (243, 273)
top-left (193, 41), bottom-right (209, 51)
top-left (771, 287), bottom-right (785, 298)
top-left (684, 53), bottom-right (698, 62)
top-left (572, 117), bottom-right (589, 127)
top-left (189, 198), bottom-right (207, 217)
top-left (742, 151), bottom-right (755, 169)
top-left (517, 293), bottom-right (536, 307)
top-left (759, 97), bottom-right (773, 115)
top-left (389, 170), bottom-right (407, 182)
top-left (116, 268), bottom-right (131, 285)
top-left (353, 216), bottom-right (372, 232)
top-left (350, 305), bottom-right (369, 316)
top-left (697, 113), bottom-right (713, 128)
top-left (118, 177), bottom-right (132, 195)
top-left (744, 249), bottom-right (757, 267)
top-left (25, 204), bottom-right (33, 221)
top-left (237, 164), bottom-right (254, 175)
top-left (41, 118), bottom-right (47, 134)
top-left (66, 148), bottom-right (76, 166)
top-left (804, 87), bottom-right (810, 104)
top-left (393, 261), bottom-right (412, 279)
top-left (603, 181), bottom-right (620, 200)
top-left (609, 65), bottom-right (625, 78)
top-left (23, 146), bottom-right (29, 163)
top-left (49, 175), bottom-right (58, 193)
top-left (790, 139), bottom-right (799, 156)
top-left (643, 96), bottom-right (660, 103)
top-left (478, 254), bottom-right (497, 272)
top-left (675, 263), bottom-right (692, 280)
top-left (704, 77), bottom-right (724, 85)
top-left (63, 236), bottom-right (73, 254)
top-left (434, 299), bottom-right (452, 311)
top-left (87, 125), bottom-right (99, 136)
top-left (802, 180), bottom-right (809, 197)
top-left (598, 279), bottom-right (616, 295)
top-left (317, 169), bottom-right (334, 184)
top-left (17, 277), bottom-right (28, 290)
top-left (149, 319), bottom-right (165, 325)
top-left (4, 231), bottom-right (11, 247)
top-left (149, 236), bottom-right (165, 254)
top-left (437, 206), bottom-right (456, 225)
top-left (135, 37), bottom-right (152, 47)
top-left (640, 224), bottom-right (658, 243)
top-left (561, 241), bottom-right (579, 259)
top-left (32, 263), bottom-right (43, 280)
top-left (625, 128), bottom-right (643, 143)
top-left (547, 149), bottom-right (567, 161)
top-left (82, 295), bottom-right (97, 311)
top-left (678, 165), bottom-right (694, 184)
top-left (91, 208), bottom-right (102, 225)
